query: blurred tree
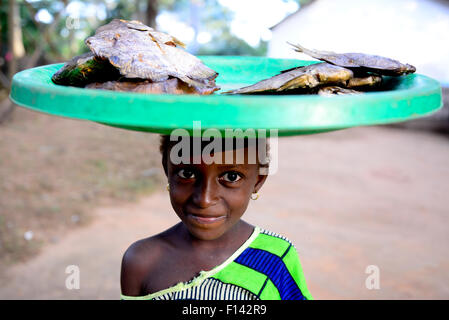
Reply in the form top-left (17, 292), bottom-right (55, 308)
top-left (2, 0), bottom-right (296, 72)
top-left (146, 0), bottom-right (158, 28)
top-left (106, 0), bottom-right (135, 21)
top-left (8, 0), bottom-right (25, 79)
top-left (22, 0), bottom-right (69, 64)
top-left (0, 0), bottom-right (302, 82)
top-left (0, 0), bottom-right (298, 123)
top-left (0, 0), bottom-right (25, 123)
top-left (0, 0), bottom-right (9, 88)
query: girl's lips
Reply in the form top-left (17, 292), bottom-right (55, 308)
top-left (188, 214), bottom-right (226, 225)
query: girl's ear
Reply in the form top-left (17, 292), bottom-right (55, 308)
top-left (253, 173), bottom-right (268, 193)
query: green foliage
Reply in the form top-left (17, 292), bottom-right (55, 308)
top-left (0, 0), bottom-right (9, 53)
top-left (105, 1), bottom-right (135, 21)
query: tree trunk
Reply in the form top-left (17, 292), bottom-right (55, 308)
top-left (8, 0), bottom-right (25, 79)
top-left (146, 0), bottom-right (158, 28)
top-left (0, 0), bottom-right (3, 55)
top-left (0, 99), bottom-right (15, 124)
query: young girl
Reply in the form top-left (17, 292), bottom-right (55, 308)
top-left (120, 135), bottom-right (313, 300)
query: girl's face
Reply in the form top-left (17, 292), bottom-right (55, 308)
top-left (166, 146), bottom-right (267, 241)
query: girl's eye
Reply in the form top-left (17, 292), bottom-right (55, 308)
top-left (177, 169), bottom-right (195, 179)
top-left (221, 172), bottom-right (242, 183)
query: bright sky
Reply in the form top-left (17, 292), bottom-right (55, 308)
top-left (35, 1), bottom-right (108, 23)
top-left (218, 0), bottom-right (299, 46)
top-left (157, 0), bottom-right (299, 46)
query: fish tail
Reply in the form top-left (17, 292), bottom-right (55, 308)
top-left (287, 42), bottom-right (319, 59)
top-left (287, 42), bottom-right (306, 53)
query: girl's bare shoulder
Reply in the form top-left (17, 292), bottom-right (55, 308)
top-left (120, 225), bottom-right (179, 296)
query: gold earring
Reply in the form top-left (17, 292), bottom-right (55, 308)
top-left (251, 192), bottom-right (259, 200)
top-left (166, 183), bottom-right (170, 191)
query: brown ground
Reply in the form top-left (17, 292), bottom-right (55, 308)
top-left (0, 109), bottom-right (448, 299)
top-left (0, 107), bottom-right (163, 268)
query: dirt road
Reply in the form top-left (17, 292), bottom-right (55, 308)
top-left (1, 125), bottom-right (448, 299)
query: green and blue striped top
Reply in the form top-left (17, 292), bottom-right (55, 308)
top-left (121, 226), bottom-right (313, 300)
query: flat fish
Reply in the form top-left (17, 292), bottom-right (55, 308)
top-left (85, 78), bottom-right (219, 95)
top-left (224, 62), bottom-right (353, 94)
top-left (289, 43), bottom-right (416, 76)
top-left (85, 19), bottom-right (218, 89)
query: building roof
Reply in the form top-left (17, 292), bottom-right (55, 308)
top-left (269, 0), bottom-right (317, 30)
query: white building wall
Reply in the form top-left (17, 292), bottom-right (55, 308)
top-left (268, 0), bottom-right (449, 84)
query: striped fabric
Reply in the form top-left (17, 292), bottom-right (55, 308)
top-left (121, 226), bottom-right (312, 300)
top-left (153, 278), bottom-right (257, 300)
top-left (259, 228), bottom-right (289, 241)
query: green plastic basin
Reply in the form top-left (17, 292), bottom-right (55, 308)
top-left (9, 56), bottom-right (442, 136)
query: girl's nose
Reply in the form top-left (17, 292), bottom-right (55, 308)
top-left (192, 179), bottom-right (219, 209)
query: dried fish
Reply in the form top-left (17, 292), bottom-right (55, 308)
top-left (317, 86), bottom-right (363, 96)
top-left (224, 62), bottom-right (353, 94)
top-left (85, 78), bottom-right (219, 95)
top-left (347, 74), bottom-right (382, 88)
top-left (51, 52), bottom-right (120, 87)
top-left (52, 19), bottom-right (219, 94)
top-left (85, 19), bottom-right (218, 88)
top-left (289, 43), bottom-right (416, 76)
